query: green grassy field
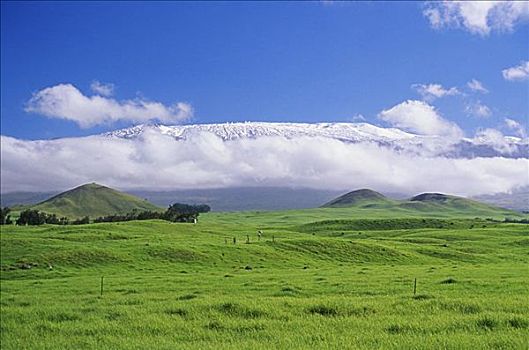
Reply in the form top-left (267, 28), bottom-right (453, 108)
top-left (1, 208), bottom-right (528, 349)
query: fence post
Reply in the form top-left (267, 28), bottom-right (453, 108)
top-left (413, 278), bottom-right (417, 295)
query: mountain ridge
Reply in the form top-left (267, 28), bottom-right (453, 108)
top-left (101, 122), bottom-right (528, 159)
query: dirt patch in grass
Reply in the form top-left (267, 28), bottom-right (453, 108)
top-left (216, 302), bottom-right (265, 319)
top-left (440, 277), bottom-right (457, 284)
top-left (508, 317), bottom-right (528, 329)
top-left (165, 308), bottom-right (188, 317)
top-left (47, 312), bottom-right (81, 323)
top-left (177, 293), bottom-right (198, 301)
top-left (307, 305), bottom-right (339, 317)
top-left (204, 320), bottom-right (225, 331)
top-left (386, 324), bottom-right (414, 334)
top-left (476, 317), bottom-right (498, 330)
top-left (440, 301), bottom-right (481, 314)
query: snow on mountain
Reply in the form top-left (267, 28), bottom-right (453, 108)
top-left (104, 122), bottom-right (415, 141)
top-left (103, 122), bottom-right (529, 159)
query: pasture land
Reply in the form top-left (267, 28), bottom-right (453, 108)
top-left (1, 208), bottom-right (528, 349)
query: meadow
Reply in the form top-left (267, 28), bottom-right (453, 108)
top-left (1, 207), bottom-right (528, 349)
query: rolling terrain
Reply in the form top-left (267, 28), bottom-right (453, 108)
top-left (1, 204), bottom-right (528, 349)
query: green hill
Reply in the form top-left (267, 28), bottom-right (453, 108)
top-left (31, 183), bottom-right (162, 218)
top-left (398, 192), bottom-right (517, 216)
top-left (321, 189), bottom-right (394, 208)
top-left (322, 189), bottom-right (518, 217)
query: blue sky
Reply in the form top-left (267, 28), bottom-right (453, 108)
top-left (1, 1), bottom-right (528, 140)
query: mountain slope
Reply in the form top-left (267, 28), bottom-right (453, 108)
top-left (321, 189), bottom-right (395, 208)
top-left (32, 183), bottom-right (161, 218)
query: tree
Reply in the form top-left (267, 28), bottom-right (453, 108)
top-left (72, 216), bottom-right (90, 225)
top-left (16, 209), bottom-right (47, 225)
top-left (0, 207), bottom-right (12, 225)
top-left (58, 217), bottom-right (69, 225)
top-left (163, 203), bottom-right (209, 223)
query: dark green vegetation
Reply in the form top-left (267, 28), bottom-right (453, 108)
top-left (0, 207), bottom-right (13, 225)
top-left (1, 204), bottom-right (528, 349)
top-left (31, 183), bottom-right (162, 219)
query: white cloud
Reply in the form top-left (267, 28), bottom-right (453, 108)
top-left (502, 61), bottom-right (529, 81)
top-left (466, 101), bottom-right (492, 118)
top-left (505, 118), bottom-right (527, 138)
top-left (25, 83), bottom-right (193, 128)
top-left (412, 83), bottom-right (460, 101)
top-left (473, 128), bottom-right (519, 153)
top-left (1, 132), bottom-right (527, 197)
top-left (467, 79), bottom-right (489, 93)
top-left (465, 101), bottom-right (492, 118)
top-left (378, 100), bottom-right (463, 138)
top-left (423, 1), bottom-right (529, 36)
top-left (90, 81), bottom-right (115, 97)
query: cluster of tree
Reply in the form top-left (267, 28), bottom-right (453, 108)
top-left (1, 203), bottom-right (211, 226)
top-left (94, 204), bottom-right (211, 224)
top-left (163, 203), bottom-right (210, 223)
top-left (503, 217), bottom-right (529, 224)
top-left (72, 216), bottom-right (90, 225)
top-left (14, 209), bottom-right (70, 226)
top-left (1, 207), bottom-right (13, 225)
top-left (94, 210), bottom-right (162, 223)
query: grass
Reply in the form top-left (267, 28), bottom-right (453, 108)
top-left (1, 208), bottom-right (528, 349)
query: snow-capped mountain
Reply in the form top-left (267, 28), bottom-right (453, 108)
top-left (103, 122), bottom-right (528, 159)
top-left (104, 122), bottom-right (415, 141)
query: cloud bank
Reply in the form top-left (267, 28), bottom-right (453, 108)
top-left (25, 83), bottom-right (193, 128)
top-left (2, 129), bottom-right (527, 196)
top-left (423, 1), bottom-right (529, 36)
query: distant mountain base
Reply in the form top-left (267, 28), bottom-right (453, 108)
top-left (0, 192), bottom-right (59, 208)
top-left (1, 187), bottom-right (344, 212)
top-left (472, 188), bottom-right (529, 213)
top-left (129, 187), bottom-right (345, 212)
top-left (2, 186), bottom-right (527, 213)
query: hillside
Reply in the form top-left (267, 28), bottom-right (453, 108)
top-left (31, 183), bottom-right (161, 218)
top-left (321, 189), bottom-right (395, 208)
top-left (322, 189), bottom-right (519, 217)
